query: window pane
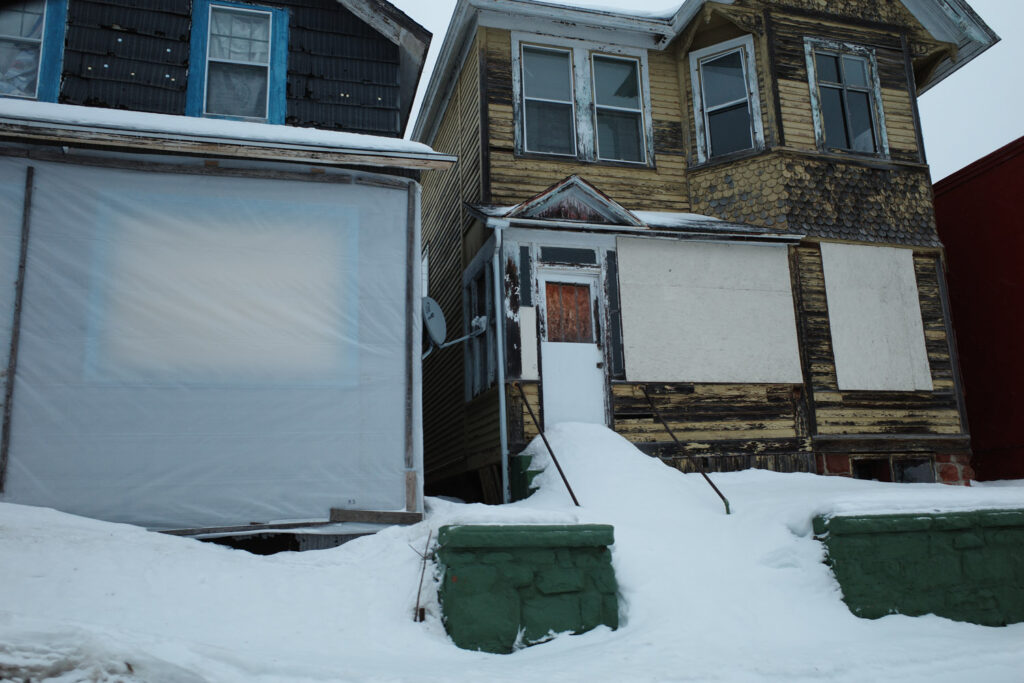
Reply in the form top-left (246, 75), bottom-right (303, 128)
top-left (0, 2), bottom-right (44, 40)
top-left (594, 56), bottom-right (639, 109)
top-left (525, 100), bottom-right (574, 155)
top-left (701, 50), bottom-right (747, 107)
top-left (597, 109), bottom-right (643, 162)
top-left (819, 86), bottom-right (848, 149)
top-left (707, 102), bottom-right (752, 157)
top-left (842, 55), bottom-right (869, 88)
top-left (210, 8), bottom-right (270, 64)
top-left (815, 54), bottom-right (840, 83)
top-left (523, 47), bottom-right (571, 102)
top-left (847, 90), bottom-right (876, 152)
top-left (206, 61), bottom-right (268, 118)
top-left (0, 39), bottom-right (39, 97)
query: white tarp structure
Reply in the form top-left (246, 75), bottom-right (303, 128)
top-left (0, 156), bottom-right (421, 530)
top-left (616, 236), bottom-right (803, 384)
top-left (820, 242), bottom-right (933, 391)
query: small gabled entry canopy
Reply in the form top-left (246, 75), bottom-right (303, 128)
top-left (505, 175), bottom-right (644, 226)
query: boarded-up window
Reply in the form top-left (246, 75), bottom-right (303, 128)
top-left (820, 243), bottom-right (932, 391)
top-left (545, 282), bottom-right (593, 343)
top-left (616, 237), bottom-right (802, 383)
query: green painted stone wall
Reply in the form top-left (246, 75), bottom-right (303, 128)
top-left (814, 509), bottom-right (1024, 626)
top-left (436, 524), bottom-right (618, 653)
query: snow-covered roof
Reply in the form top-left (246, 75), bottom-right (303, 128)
top-left (0, 99), bottom-right (456, 170)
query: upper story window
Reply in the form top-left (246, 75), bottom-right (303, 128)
top-left (805, 38), bottom-right (888, 156)
top-left (0, 0), bottom-right (67, 102)
top-left (689, 35), bottom-right (764, 164)
top-left (513, 33), bottom-right (653, 166)
top-left (186, 0), bottom-right (288, 123)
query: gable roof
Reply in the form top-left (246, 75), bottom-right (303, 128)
top-left (413, 0), bottom-right (997, 144)
top-left (505, 175), bottom-right (644, 226)
top-left (336, 0), bottom-right (432, 131)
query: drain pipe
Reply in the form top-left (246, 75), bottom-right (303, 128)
top-left (491, 219), bottom-right (511, 504)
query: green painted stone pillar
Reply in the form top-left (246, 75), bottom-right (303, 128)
top-left (436, 524), bottom-right (618, 653)
top-left (815, 509), bottom-right (1024, 626)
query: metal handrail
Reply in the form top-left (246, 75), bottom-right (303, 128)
top-left (641, 385), bottom-right (731, 515)
top-left (514, 382), bottom-right (580, 507)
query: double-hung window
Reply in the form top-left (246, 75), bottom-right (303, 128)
top-left (187, 0), bottom-right (288, 123)
top-left (593, 55), bottom-right (644, 163)
top-left (0, 0), bottom-right (66, 102)
top-left (805, 38), bottom-right (887, 156)
top-left (522, 46), bottom-right (576, 156)
top-left (689, 35), bottom-right (764, 163)
top-left (514, 34), bottom-right (652, 165)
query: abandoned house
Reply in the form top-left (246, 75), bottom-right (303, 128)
top-left (0, 0), bottom-right (455, 533)
top-left (413, 0), bottom-right (997, 503)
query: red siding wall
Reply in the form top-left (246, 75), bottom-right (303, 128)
top-left (934, 137), bottom-right (1024, 480)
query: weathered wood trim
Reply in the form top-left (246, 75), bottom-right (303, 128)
top-left (0, 123), bottom-right (457, 170)
top-left (329, 509), bottom-right (424, 525)
top-left (161, 520), bottom-right (338, 537)
top-left (813, 434), bottom-right (970, 454)
top-left (934, 256), bottom-right (970, 438)
top-left (789, 246), bottom-right (818, 435)
top-left (0, 166), bottom-right (33, 493)
top-left (900, 32), bottom-right (927, 164)
top-left (478, 43), bottom-right (492, 203)
top-left (764, 10), bottom-right (786, 148)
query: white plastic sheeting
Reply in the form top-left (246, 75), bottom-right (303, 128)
top-left (820, 242), bottom-right (932, 391)
top-left (0, 156), bottom-right (420, 530)
top-left (617, 237), bottom-right (803, 384)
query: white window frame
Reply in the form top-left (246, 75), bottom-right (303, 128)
top-left (591, 53), bottom-right (646, 164)
top-left (204, 3), bottom-right (273, 121)
top-left (511, 32), bottom-right (654, 166)
top-left (804, 37), bottom-right (889, 157)
top-left (0, 0), bottom-right (46, 100)
top-left (520, 44), bottom-right (577, 158)
top-left (688, 35), bottom-right (765, 164)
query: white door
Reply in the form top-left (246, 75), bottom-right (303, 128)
top-left (539, 271), bottom-right (607, 426)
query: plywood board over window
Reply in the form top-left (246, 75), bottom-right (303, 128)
top-left (616, 237), bottom-right (802, 384)
top-left (820, 242), bottom-right (932, 391)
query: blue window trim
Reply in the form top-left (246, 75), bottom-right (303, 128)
top-left (0, 0), bottom-right (67, 102)
top-left (185, 0), bottom-right (288, 124)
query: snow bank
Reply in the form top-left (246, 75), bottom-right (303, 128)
top-left (1, 424), bottom-right (1023, 682)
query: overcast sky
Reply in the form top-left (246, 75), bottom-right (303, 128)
top-left (394, 0), bottom-right (1022, 181)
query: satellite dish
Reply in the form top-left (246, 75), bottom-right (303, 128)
top-left (422, 297), bottom-right (447, 346)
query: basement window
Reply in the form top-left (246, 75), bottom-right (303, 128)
top-left (689, 35), bottom-right (765, 163)
top-left (514, 33), bottom-right (653, 165)
top-left (187, 0), bottom-right (289, 123)
top-left (805, 38), bottom-right (888, 156)
top-left (0, 0), bottom-right (66, 102)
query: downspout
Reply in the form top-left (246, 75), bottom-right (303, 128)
top-left (491, 218), bottom-right (510, 503)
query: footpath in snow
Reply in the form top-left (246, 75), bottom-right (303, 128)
top-left (1, 423), bottom-right (1023, 682)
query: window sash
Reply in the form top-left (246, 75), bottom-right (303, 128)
top-left (521, 45), bottom-right (576, 156)
top-left (592, 54), bottom-right (645, 163)
top-left (689, 36), bottom-right (763, 164)
top-left (806, 39), bottom-right (887, 157)
top-left (203, 4), bottom-right (273, 120)
top-left (0, 0), bottom-right (46, 100)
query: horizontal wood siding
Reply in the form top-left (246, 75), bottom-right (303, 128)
top-left (484, 28), bottom-right (689, 211)
top-left (794, 245), bottom-right (963, 438)
top-left (507, 381), bottom-right (541, 453)
top-left (420, 32), bottom-right (484, 481)
top-left (611, 383), bottom-right (810, 470)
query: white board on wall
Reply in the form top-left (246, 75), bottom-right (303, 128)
top-left (820, 242), bottom-right (933, 391)
top-left (616, 237), bottom-right (803, 384)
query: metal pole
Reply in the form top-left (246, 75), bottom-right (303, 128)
top-left (0, 166), bottom-right (33, 493)
top-left (491, 222), bottom-right (510, 504)
top-left (641, 385), bottom-right (731, 515)
top-left (514, 382), bottom-right (580, 507)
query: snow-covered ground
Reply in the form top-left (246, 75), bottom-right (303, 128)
top-left (2, 424), bottom-right (1023, 682)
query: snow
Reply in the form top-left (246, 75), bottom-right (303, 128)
top-left (0, 98), bottom-right (439, 155)
top-left (2, 423), bottom-right (1023, 682)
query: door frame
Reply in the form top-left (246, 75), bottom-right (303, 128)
top-left (536, 264), bottom-right (609, 426)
